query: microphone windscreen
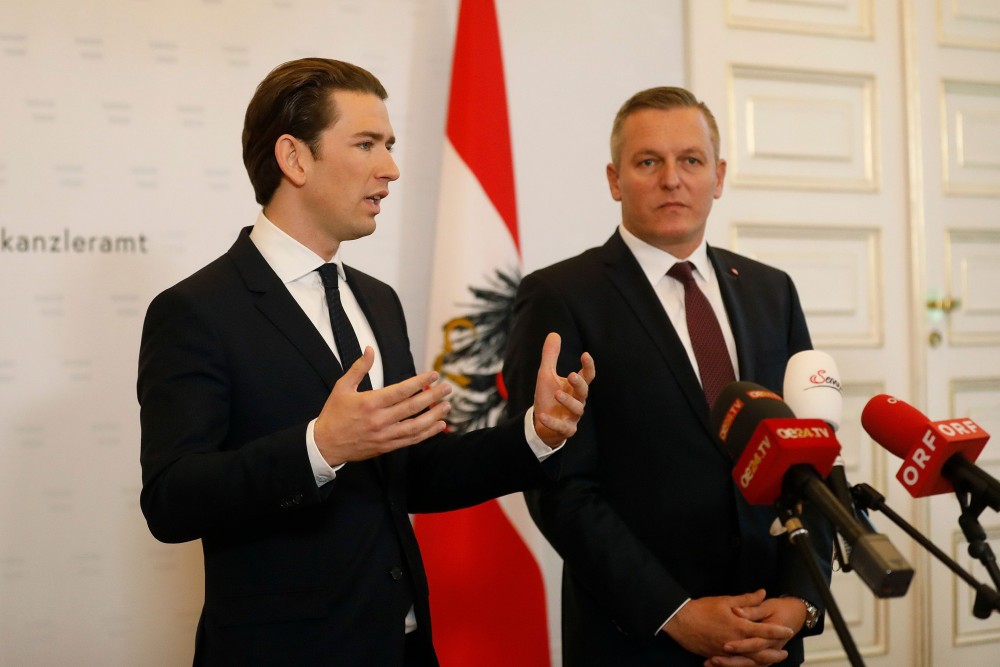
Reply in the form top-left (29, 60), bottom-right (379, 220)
top-left (783, 350), bottom-right (843, 431)
top-left (711, 381), bottom-right (794, 460)
top-left (860, 394), bottom-right (929, 459)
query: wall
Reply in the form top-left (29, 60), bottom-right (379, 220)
top-left (0, 1), bottom-right (684, 664)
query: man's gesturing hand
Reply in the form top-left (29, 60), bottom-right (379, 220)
top-left (532, 332), bottom-right (596, 447)
top-left (314, 347), bottom-right (453, 467)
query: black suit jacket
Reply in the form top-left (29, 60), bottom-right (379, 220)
top-left (138, 227), bottom-right (555, 666)
top-left (502, 231), bottom-right (833, 666)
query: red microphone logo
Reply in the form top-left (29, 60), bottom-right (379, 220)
top-left (897, 418), bottom-right (989, 496)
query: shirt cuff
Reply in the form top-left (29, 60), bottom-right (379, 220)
top-left (658, 598), bottom-right (692, 636)
top-left (524, 406), bottom-right (562, 461)
top-left (306, 418), bottom-right (345, 487)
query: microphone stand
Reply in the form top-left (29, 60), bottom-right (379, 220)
top-left (828, 466), bottom-right (856, 574)
top-left (775, 495), bottom-right (865, 667)
top-left (852, 483), bottom-right (1000, 618)
top-left (955, 487), bottom-right (1000, 600)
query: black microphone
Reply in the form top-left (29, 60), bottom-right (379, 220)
top-left (712, 381), bottom-right (913, 598)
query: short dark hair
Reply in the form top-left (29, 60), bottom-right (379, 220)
top-left (609, 86), bottom-right (720, 167)
top-left (242, 58), bottom-right (388, 206)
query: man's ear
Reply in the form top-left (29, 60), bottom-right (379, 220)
top-left (713, 157), bottom-right (727, 200)
top-left (274, 134), bottom-right (308, 187)
top-left (606, 162), bottom-right (622, 202)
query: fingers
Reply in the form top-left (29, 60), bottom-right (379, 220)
top-left (577, 351), bottom-right (596, 385)
top-left (732, 605), bottom-right (770, 623)
top-left (732, 621), bottom-right (793, 642)
top-left (378, 401), bottom-right (451, 448)
top-left (380, 381), bottom-right (453, 427)
top-left (536, 387), bottom-right (585, 437)
top-left (539, 333), bottom-right (596, 390)
top-left (704, 656), bottom-right (762, 667)
top-left (732, 589), bottom-right (767, 609)
top-left (539, 332), bottom-right (562, 373)
top-left (374, 368), bottom-right (443, 405)
top-left (339, 346), bottom-right (376, 389)
top-left (536, 409), bottom-right (573, 438)
top-left (339, 357), bottom-right (449, 414)
top-left (706, 650), bottom-right (788, 667)
top-left (538, 342), bottom-right (595, 434)
top-left (723, 636), bottom-right (789, 654)
top-left (317, 389), bottom-right (450, 460)
top-left (565, 369), bottom-right (590, 404)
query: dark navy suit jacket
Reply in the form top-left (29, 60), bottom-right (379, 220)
top-left (139, 227), bottom-right (554, 665)
top-left (502, 230), bottom-right (833, 666)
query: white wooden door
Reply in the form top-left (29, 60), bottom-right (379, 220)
top-left (906, 1), bottom-right (1000, 665)
top-left (689, 1), bottom-right (918, 664)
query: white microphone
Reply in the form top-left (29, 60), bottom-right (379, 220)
top-left (783, 350), bottom-right (843, 431)
top-left (784, 350), bottom-right (872, 571)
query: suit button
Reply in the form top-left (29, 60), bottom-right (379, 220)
top-left (390, 566), bottom-right (403, 581)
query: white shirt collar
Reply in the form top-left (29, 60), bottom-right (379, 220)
top-left (617, 224), bottom-right (714, 285)
top-left (248, 211), bottom-right (346, 284)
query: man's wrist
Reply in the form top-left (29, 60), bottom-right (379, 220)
top-left (792, 596), bottom-right (819, 630)
top-left (525, 407), bottom-right (563, 459)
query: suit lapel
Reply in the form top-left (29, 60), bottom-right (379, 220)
top-left (343, 266), bottom-right (409, 384)
top-left (227, 228), bottom-right (343, 389)
top-left (344, 265), bottom-right (409, 484)
top-left (600, 232), bottom-right (713, 430)
top-left (708, 246), bottom-right (756, 383)
top-left (229, 229), bottom-right (394, 486)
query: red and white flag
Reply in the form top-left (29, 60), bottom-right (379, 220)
top-left (414, 1), bottom-right (553, 665)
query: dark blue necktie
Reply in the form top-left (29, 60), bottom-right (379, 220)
top-left (317, 263), bottom-right (372, 392)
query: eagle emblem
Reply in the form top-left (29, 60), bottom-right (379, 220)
top-left (432, 266), bottom-right (521, 433)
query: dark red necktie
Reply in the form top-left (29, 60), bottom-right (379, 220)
top-left (667, 261), bottom-right (735, 408)
top-left (317, 263), bottom-right (372, 392)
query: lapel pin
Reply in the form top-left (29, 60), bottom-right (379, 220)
top-left (730, 267), bottom-right (739, 276)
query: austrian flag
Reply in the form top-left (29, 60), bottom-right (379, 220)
top-left (413, 0), bottom-right (553, 665)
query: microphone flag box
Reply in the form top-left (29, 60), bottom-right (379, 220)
top-left (733, 418), bottom-right (840, 504)
top-left (895, 419), bottom-right (990, 497)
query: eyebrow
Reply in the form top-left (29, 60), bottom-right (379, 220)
top-left (352, 130), bottom-right (395, 146)
top-left (633, 147), bottom-right (708, 160)
top-left (677, 146), bottom-right (709, 157)
top-left (633, 149), bottom-right (662, 159)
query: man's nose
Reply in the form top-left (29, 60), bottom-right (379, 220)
top-left (381, 152), bottom-right (400, 182)
top-left (659, 161), bottom-right (680, 189)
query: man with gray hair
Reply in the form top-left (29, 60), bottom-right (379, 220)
top-left (503, 86), bottom-right (833, 666)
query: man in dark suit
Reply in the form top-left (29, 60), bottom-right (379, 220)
top-left (502, 87), bottom-right (833, 666)
top-left (137, 58), bottom-right (594, 666)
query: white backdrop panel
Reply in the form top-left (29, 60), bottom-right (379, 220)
top-left (0, 1), bottom-right (684, 663)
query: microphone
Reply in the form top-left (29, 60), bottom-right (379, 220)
top-left (712, 382), bottom-right (913, 598)
top-left (861, 394), bottom-right (1000, 510)
top-left (783, 350), bottom-right (870, 571)
top-left (783, 350), bottom-right (843, 431)
top-left (712, 382), bottom-right (836, 503)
